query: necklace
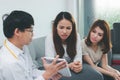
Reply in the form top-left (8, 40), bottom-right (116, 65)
top-left (4, 40), bottom-right (18, 59)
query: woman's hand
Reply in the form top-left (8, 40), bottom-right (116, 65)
top-left (111, 71), bottom-right (120, 80)
top-left (69, 61), bottom-right (82, 73)
top-left (42, 55), bottom-right (66, 80)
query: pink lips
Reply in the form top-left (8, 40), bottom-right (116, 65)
top-left (91, 37), bottom-right (97, 42)
top-left (61, 35), bottom-right (68, 39)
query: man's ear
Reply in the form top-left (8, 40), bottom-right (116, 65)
top-left (14, 28), bottom-right (21, 36)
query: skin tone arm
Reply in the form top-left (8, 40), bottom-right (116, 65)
top-left (42, 55), bottom-right (66, 80)
top-left (101, 54), bottom-right (120, 80)
top-left (68, 61), bottom-right (82, 73)
top-left (83, 54), bottom-right (120, 80)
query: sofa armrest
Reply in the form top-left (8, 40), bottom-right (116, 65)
top-left (108, 50), bottom-right (112, 66)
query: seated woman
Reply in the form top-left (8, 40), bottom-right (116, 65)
top-left (81, 19), bottom-right (120, 80)
top-left (45, 11), bottom-right (103, 80)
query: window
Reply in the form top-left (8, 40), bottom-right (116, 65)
top-left (94, 0), bottom-right (120, 29)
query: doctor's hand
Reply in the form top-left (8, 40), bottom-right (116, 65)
top-left (42, 55), bottom-right (66, 80)
top-left (50, 73), bottom-right (62, 80)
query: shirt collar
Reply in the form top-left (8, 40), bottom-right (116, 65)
top-left (6, 39), bottom-right (24, 57)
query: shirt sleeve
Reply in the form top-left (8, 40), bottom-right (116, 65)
top-left (34, 75), bottom-right (45, 80)
top-left (0, 66), bottom-right (4, 80)
top-left (25, 46), bottom-right (45, 80)
top-left (81, 39), bottom-right (89, 55)
top-left (45, 33), bottom-right (56, 57)
top-left (0, 63), bottom-right (19, 80)
top-left (73, 33), bottom-right (82, 63)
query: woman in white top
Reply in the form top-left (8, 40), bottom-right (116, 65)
top-left (81, 19), bottom-right (120, 80)
top-left (45, 12), bottom-right (104, 80)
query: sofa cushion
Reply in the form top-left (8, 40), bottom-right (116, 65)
top-left (112, 60), bottom-right (120, 65)
top-left (112, 23), bottom-right (120, 53)
top-left (112, 53), bottom-right (120, 65)
top-left (28, 36), bottom-right (46, 68)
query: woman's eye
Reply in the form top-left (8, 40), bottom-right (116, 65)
top-left (92, 30), bottom-right (96, 33)
top-left (67, 27), bottom-right (72, 30)
top-left (59, 26), bottom-right (64, 29)
top-left (98, 33), bottom-right (103, 37)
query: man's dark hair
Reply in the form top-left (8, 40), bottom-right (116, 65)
top-left (3, 10), bottom-right (34, 38)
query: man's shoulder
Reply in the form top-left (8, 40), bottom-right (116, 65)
top-left (0, 46), bottom-right (6, 57)
top-left (0, 46), bottom-right (16, 64)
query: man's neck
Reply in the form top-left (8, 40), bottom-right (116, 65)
top-left (8, 38), bottom-right (23, 50)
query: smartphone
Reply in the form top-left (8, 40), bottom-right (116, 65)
top-left (43, 57), bottom-right (71, 77)
top-left (44, 57), bottom-right (65, 63)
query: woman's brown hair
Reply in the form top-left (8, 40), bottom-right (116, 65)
top-left (52, 12), bottom-right (77, 60)
top-left (85, 19), bottom-right (112, 54)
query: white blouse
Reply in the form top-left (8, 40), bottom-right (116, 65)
top-left (45, 33), bottom-right (82, 63)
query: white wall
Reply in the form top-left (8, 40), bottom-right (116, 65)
top-left (66, 0), bottom-right (78, 30)
top-left (66, 0), bottom-right (83, 37)
top-left (78, 0), bottom-right (84, 38)
top-left (0, 0), bottom-right (79, 45)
